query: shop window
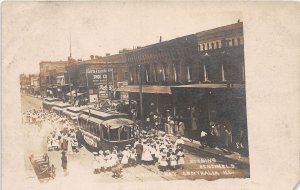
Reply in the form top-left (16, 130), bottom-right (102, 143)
top-left (237, 38), bottom-right (241, 46)
top-left (124, 72), bottom-right (128, 81)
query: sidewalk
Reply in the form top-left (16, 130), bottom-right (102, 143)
top-left (159, 131), bottom-right (249, 167)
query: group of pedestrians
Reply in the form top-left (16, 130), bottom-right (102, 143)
top-left (91, 130), bottom-right (186, 178)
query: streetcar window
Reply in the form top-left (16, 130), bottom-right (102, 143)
top-left (110, 128), bottom-right (119, 141)
top-left (102, 126), bottom-right (109, 140)
top-left (96, 125), bottom-right (101, 137)
top-left (129, 128), bottom-right (134, 138)
top-left (120, 126), bottom-right (128, 140)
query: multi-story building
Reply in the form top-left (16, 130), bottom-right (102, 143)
top-left (120, 22), bottom-right (246, 140)
top-left (39, 60), bottom-right (68, 98)
top-left (65, 53), bottom-right (128, 104)
top-left (20, 74), bottom-right (31, 94)
top-left (19, 74), bottom-right (40, 95)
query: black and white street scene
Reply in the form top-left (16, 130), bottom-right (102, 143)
top-left (16, 3), bottom-right (249, 184)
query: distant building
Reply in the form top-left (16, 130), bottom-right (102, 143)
top-left (20, 74), bottom-right (40, 95)
top-left (39, 60), bottom-right (68, 98)
top-left (20, 74), bottom-right (30, 94)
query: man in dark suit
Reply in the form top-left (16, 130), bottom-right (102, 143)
top-left (135, 139), bottom-right (143, 165)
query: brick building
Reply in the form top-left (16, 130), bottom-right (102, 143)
top-left (120, 22), bottom-right (247, 141)
top-left (65, 53), bottom-right (128, 104)
top-left (39, 60), bottom-right (68, 97)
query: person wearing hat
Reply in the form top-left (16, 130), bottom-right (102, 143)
top-left (92, 152), bottom-right (99, 174)
top-left (174, 135), bottom-right (185, 148)
top-left (61, 151), bottom-right (68, 176)
top-left (141, 142), bottom-right (153, 165)
top-left (170, 152), bottom-right (178, 170)
top-left (158, 153), bottom-right (168, 172)
top-left (104, 150), bottom-right (112, 170)
top-left (135, 140), bottom-right (143, 165)
top-left (121, 146), bottom-right (130, 167)
top-left (128, 148), bottom-right (137, 167)
top-left (97, 150), bottom-right (105, 173)
top-left (176, 148), bottom-right (185, 170)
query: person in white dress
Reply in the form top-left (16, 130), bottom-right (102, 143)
top-left (158, 154), bottom-right (168, 172)
top-left (170, 152), bottom-right (178, 170)
top-left (176, 148), bottom-right (185, 169)
top-left (97, 150), bottom-right (105, 173)
top-left (142, 143), bottom-right (153, 165)
top-left (92, 152), bottom-right (99, 174)
top-left (174, 136), bottom-right (185, 148)
top-left (128, 148), bottom-right (137, 167)
top-left (121, 147), bottom-right (130, 167)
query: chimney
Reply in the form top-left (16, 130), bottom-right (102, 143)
top-left (159, 36), bottom-right (162, 43)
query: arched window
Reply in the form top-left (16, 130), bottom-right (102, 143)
top-left (232, 39), bottom-right (235, 46)
top-left (216, 41), bottom-right (220, 48)
top-left (211, 42), bottom-right (215, 49)
top-left (206, 43), bottom-right (209, 50)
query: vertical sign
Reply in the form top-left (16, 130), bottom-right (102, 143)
top-left (87, 68), bottom-right (114, 98)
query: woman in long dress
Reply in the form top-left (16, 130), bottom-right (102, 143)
top-left (97, 151), bottom-right (105, 173)
top-left (141, 143), bottom-right (153, 165)
top-left (170, 153), bottom-right (178, 170)
top-left (121, 147), bottom-right (130, 166)
top-left (178, 121), bottom-right (185, 136)
top-left (176, 148), bottom-right (185, 169)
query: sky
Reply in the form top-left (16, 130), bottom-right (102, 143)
top-left (2, 2), bottom-right (242, 74)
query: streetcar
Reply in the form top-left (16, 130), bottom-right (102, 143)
top-left (77, 108), bottom-right (136, 151)
top-left (62, 106), bottom-right (91, 121)
top-left (51, 102), bottom-right (71, 115)
top-left (42, 97), bottom-right (60, 111)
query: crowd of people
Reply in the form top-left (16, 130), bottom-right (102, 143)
top-left (23, 107), bottom-right (81, 154)
top-left (91, 130), bottom-right (185, 178)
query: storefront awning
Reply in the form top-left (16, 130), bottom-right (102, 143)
top-left (171, 83), bottom-right (245, 89)
top-left (117, 85), bottom-right (172, 94)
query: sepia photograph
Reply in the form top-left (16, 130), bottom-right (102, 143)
top-left (2, 1), bottom-right (300, 190)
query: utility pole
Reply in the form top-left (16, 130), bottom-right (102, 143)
top-left (106, 62), bottom-right (110, 101)
top-left (139, 64), bottom-right (143, 122)
top-left (68, 34), bottom-right (73, 104)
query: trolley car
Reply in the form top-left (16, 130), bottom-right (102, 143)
top-left (51, 102), bottom-right (71, 115)
top-left (62, 106), bottom-right (87, 121)
top-left (42, 97), bottom-right (60, 111)
top-left (78, 108), bottom-right (136, 151)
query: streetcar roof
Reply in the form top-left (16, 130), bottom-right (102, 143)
top-left (44, 97), bottom-right (60, 102)
top-left (52, 102), bottom-right (71, 108)
top-left (66, 106), bottom-right (88, 113)
top-left (80, 108), bottom-right (129, 120)
top-left (52, 106), bottom-right (65, 111)
top-left (102, 118), bottom-right (135, 129)
top-left (79, 114), bottom-right (104, 124)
